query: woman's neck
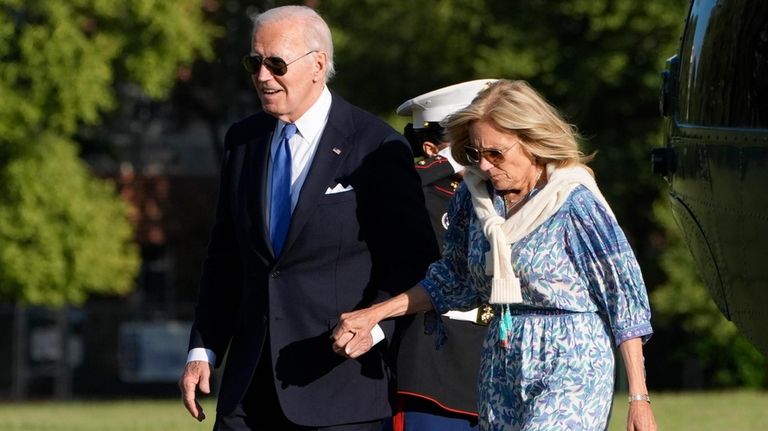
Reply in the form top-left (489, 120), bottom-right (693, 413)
top-left (501, 165), bottom-right (544, 210)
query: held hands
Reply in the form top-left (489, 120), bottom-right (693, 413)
top-left (331, 307), bottom-right (381, 358)
top-left (331, 288), bottom-right (423, 358)
top-left (178, 360), bottom-right (213, 422)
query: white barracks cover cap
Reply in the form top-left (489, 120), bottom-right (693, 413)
top-left (397, 79), bottom-right (498, 129)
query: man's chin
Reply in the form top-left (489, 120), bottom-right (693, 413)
top-left (260, 104), bottom-right (283, 117)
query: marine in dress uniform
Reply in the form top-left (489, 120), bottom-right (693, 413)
top-left (393, 80), bottom-right (497, 431)
top-left (409, 123), bottom-right (463, 245)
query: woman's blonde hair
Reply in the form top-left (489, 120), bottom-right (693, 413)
top-left (445, 79), bottom-right (593, 170)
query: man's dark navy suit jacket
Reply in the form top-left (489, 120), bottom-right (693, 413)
top-left (188, 92), bottom-right (439, 427)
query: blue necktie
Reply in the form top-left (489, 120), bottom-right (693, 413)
top-left (270, 123), bottom-right (297, 255)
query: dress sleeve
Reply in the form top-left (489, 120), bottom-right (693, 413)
top-left (420, 183), bottom-right (481, 314)
top-left (566, 186), bottom-right (653, 346)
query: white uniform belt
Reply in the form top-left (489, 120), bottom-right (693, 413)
top-left (442, 305), bottom-right (494, 325)
top-left (443, 308), bottom-right (480, 322)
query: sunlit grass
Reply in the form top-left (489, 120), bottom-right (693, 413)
top-left (0, 398), bottom-right (216, 431)
top-left (608, 390), bottom-right (768, 431)
top-left (0, 391), bottom-right (766, 430)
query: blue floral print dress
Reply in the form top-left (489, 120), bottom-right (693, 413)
top-left (420, 182), bottom-right (653, 431)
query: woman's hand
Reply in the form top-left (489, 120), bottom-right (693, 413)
top-left (627, 400), bottom-right (656, 431)
top-left (331, 284), bottom-right (433, 358)
top-left (331, 307), bottom-right (382, 358)
top-left (620, 338), bottom-right (657, 431)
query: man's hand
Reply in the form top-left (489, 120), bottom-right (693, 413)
top-left (178, 360), bottom-right (212, 422)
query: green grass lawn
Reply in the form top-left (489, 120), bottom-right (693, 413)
top-left (0, 391), bottom-right (765, 430)
top-left (608, 391), bottom-right (768, 431)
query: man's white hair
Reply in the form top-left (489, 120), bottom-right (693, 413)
top-left (250, 5), bottom-right (336, 82)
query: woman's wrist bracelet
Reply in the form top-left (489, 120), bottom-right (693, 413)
top-left (628, 393), bottom-right (651, 404)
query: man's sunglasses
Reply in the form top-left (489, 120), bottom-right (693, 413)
top-left (463, 145), bottom-right (516, 165)
top-left (242, 50), bottom-right (317, 76)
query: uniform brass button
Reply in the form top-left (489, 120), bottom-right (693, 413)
top-left (477, 304), bottom-right (494, 325)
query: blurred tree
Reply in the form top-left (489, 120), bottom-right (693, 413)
top-left (0, 0), bottom-right (216, 305)
top-left (179, 0), bottom-right (690, 238)
top-left (166, 0), bottom-right (264, 163)
top-left (322, 0), bottom-right (689, 250)
top-left (0, 134), bottom-right (138, 306)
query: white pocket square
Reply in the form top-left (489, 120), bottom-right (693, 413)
top-left (325, 183), bottom-right (354, 194)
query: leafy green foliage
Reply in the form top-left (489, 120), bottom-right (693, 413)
top-left (0, 0), bottom-right (216, 152)
top-left (0, 134), bottom-right (139, 305)
top-left (0, 0), bottom-right (216, 306)
top-left (322, 0), bottom-right (688, 237)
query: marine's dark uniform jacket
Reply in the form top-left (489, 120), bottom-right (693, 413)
top-left (395, 155), bottom-right (487, 418)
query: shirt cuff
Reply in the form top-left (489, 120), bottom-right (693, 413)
top-left (614, 322), bottom-right (654, 346)
top-left (438, 147), bottom-right (464, 174)
top-left (371, 324), bottom-right (385, 346)
top-left (187, 348), bottom-right (216, 364)
top-left (187, 328), bottom-right (384, 363)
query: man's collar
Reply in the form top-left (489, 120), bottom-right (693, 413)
top-left (282, 86), bottom-right (331, 143)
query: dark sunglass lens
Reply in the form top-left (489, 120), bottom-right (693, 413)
top-left (464, 147), bottom-right (480, 163)
top-left (264, 57), bottom-right (288, 76)
top-left (242, 55), bottom-right (260, 74)
top-left (241, 55), bottom-right (289, 76)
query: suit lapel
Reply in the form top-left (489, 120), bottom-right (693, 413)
top-left (244, 115), bottom-right (278, 257)
top-left (280, 96), bottom-right (354, 257)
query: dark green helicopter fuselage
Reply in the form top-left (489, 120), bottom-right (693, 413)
top-left (655, 0), bottom-right (768, 355)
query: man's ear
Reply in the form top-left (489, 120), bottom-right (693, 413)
top-left (313, 51), bottom-right (328, 82)
top-left (422, 141), bottom-right (440, 157)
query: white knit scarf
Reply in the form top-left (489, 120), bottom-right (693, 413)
top-left (463, 163), bottom-right (614, 304)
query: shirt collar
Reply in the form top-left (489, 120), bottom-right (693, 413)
top-left (277, 86), bottom-right (332, 143)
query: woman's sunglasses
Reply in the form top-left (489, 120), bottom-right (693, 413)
top-left (463, 145), bottom-right (516, 165)
top-left (242, 50), bottom-right (317, 76)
